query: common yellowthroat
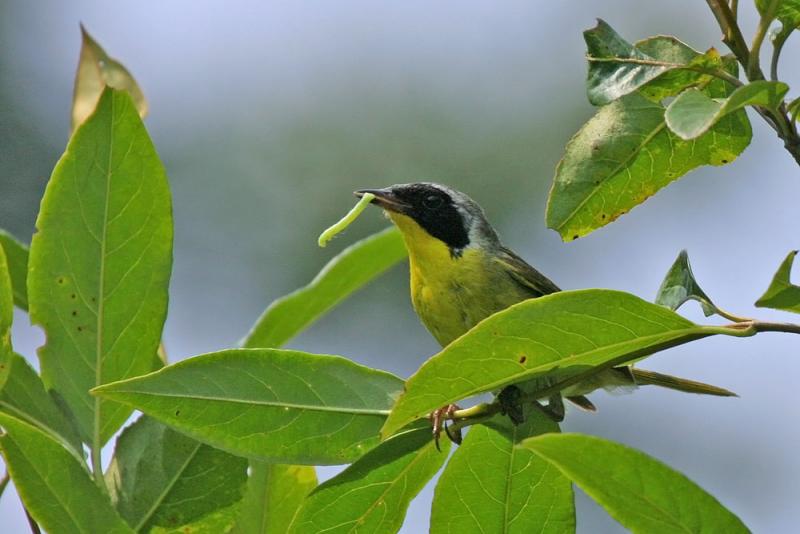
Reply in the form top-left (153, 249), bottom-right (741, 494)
top-left (355, 183), bottom-right (734, 438)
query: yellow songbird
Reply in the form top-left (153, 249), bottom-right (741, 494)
top-left (355, 183), bottom-right (734, 441)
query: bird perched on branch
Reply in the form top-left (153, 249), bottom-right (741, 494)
top-left (356, 182), bottom-right (734, 446)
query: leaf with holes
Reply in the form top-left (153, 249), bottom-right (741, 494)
top-left (0, 411), bottom-right (134, 533)
top-left (243, 227), bottom-right (406, 349)
top-left (546, 89), bottom-right (751, 241)
top-left (106, 415), bottom-right (248, 532)
top-left (382, 289), bottom-right (717, 437)
top-left (234, 462), bottom-right (317, 534)
top-left (28, 87), bottom-right (172, 445)
top-left (0, 230), bottom-right (29, 310)
top-left (756, 250), bottom-right (800, 314)
top-left (93, 348), bottom-right (404, 464)
top-left (289, 427), bottom-right (448, 534)
top-left (655, 250), bottom-right (716, 316)
top-left (522, 433), bottom-right (748, 533)
top-left (430, 409), bottom-right (574, 534)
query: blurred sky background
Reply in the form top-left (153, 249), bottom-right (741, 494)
top-left (1, 1), bottom-right (799, 532)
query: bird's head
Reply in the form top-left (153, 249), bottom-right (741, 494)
top-left (355, 182), bottom-right (499, 256)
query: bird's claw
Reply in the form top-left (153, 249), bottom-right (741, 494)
top-left (429, 404), bottom-right (462, 451)
top-left (498, 385), bottom-right (526, 425)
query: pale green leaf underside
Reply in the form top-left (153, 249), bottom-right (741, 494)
top-left (546, 91), bottom-right (751, 241)
top-left (522, 433), bottom-right (749, 533)
top-left (382, 289), bottom-right (711, 437)
top-left (106, 415), bottom-right (248, 532)
top-left (666, 81), bottom-right (789, 140)
top-left (0, 353), bottom-right (83, 455)
top-left (430, 410), bottom-right (574, 534)
top-left (243, 227), bottom-right (406, 349)
top-left (0, 230), bottom-right (29, 310)
top-left (585, 20), bottom-right (674, 105)
top-left (234, 462), bottom-right (317, 534)
top-left (756, 250), bottom-right (800, 314)
top-left (655, 250), bottom-right (716, 316)
top-left (289, 428), bottom-right (449, 534)
top-left (28, 88), bottom-right (172, 444)
top-left (0, 412), bottom-right (134, 534)
top-left (93, 348), bottom-right (404, 465)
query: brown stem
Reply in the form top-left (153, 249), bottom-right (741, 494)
top-left (705, 0), bottom-right (751, 68)
top-left (24, 507), bottom-right (41, 534)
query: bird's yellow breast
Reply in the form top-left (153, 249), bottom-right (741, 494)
top-left (389, 212), bottom-right (530, 346)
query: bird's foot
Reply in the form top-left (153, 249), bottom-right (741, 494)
top-left (498, 385), bottom-right (526, 425)
top-left (429, 404), bottom-right (462, 451)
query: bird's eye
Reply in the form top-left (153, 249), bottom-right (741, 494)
top-left (422, 195), bottom-right (444, 209)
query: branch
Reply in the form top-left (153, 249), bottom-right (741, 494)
top-left (441, 318), bottom-right (800, 434)
top-left (749, 0), bottom-right (780, 79)
top-left (704, 0), bottom-right (751, 68)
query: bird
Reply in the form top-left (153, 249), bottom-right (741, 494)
top-left (354, 182), bottom-right (735, 444)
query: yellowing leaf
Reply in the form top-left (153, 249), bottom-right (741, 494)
top-left (72, 25), bottom-right (148, 132)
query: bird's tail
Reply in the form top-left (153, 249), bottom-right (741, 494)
top-left (628, 368), bottom-right (737, 397)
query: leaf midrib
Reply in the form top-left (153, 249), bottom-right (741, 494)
top-left (555, 115), bottom-right (667, 232)
top-left (99, 389), bottom-right (392, 416)
top-left (133, 439), bottom-right (203, 531)
top-left (389, 324), bottom-right (707, 433)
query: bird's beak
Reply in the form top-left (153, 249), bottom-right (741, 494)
top-left (354, 188), bottom-right (409, 213)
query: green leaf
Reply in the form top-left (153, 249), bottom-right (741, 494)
top-left (105, 415), bottom-right (248, 533)
top-left (756, 0), bottom-right (800, 28)
top-left (149, 503), bottom-right (240, 534)
top-left (234, 462), bottom-right (317, 534)
top-left (28, 87), bottom-right (173, 445)
top-left (382, 289), bottom-right (714, 437)
top-left (289, 427), bottom-right (448, 534)
top-left (655, 250), bottom-right (716, 316)
top-left (666, 81), bottom-right (789, 139)
top-left (0, 244), bottom-right (12, 391)
top-left (584, 20), bottom-right (720, 105)
top-left (72, 25), bottom-right (148, 132)
top-left (634, 37), bottom-right (716, 102)
top-left (522, 433), bottom-right (748, 533)
top-left (755, 250), bottom-right (800, 314)
top-left (93, 348), bottom-right (404, 464)
top-left (243, 227), bottom-right (406, 348)
top-left (0, 352), bottom-right (83, 454)
top-left (546, 91), bottom-right (751, 241)
top-left (0, 230), bottom-right (29, 310)
top-left (0, 411), bottom-right (134, 533)
top-left (430, 409), bottom-right (574, 534)
top-left (585, 20), bottom-right (677, 105)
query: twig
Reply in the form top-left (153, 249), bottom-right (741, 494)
top-left (749, 0), bottom-right (779, 79)
top-left (704, 0), bottom-right (751, 68)
top-left (0, 470), bottom-right (9, 498)
top-left (23, 507), bottom-right (41, 534)
top-left (770, 27), bottom-right (792, 81)
top-left (705, 0), bottom-right (800, 166)
top-left (440, 319), bottom-right (800, 434)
